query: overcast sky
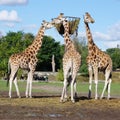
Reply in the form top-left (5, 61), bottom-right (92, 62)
top-left (0, 0), bottom-right (120, 50)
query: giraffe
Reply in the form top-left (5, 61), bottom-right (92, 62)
top-left (52, 13), bottom-right (81, 103)
top-left (8, 20), bottom-right (54, 98)
top-left (84, 12), bottom-right (112, 99)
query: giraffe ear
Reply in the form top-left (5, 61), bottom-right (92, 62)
top-left (65, 19), bottom-right (67, 22)
top-left (41, 20), bottom-right (46, 25)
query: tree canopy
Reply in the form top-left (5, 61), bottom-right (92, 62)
top-left (36, 36), bottom-right (62, 71)
top-left (0, 31), bottom-right (62, 76)
top-left (106, 48), bottom-right (120, 70)
top-left (0, 31), bottom-right (119, 77)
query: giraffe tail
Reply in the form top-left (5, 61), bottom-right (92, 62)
top-left (6, 60), bottom-right (11, 87)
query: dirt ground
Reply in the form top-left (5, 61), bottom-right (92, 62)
top-left (0, 91), bottom-right (120, 120)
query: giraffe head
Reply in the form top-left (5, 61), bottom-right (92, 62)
top-left (84, 12), bottom-right (95, 24)
top-left (41, 20), bottom-right (54, 29)
top-left (51, 13), bottom-right (66, 25)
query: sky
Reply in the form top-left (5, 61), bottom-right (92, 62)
top-left (0, 0), bottom-right (120, 51)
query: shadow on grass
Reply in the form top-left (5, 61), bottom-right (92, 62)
top-left (0, 91), bottom-right (119, 101)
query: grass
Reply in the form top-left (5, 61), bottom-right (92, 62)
top-left (0, 77), bottom-right (119, 120)
top-left (0, 80), bottom-right (120, 98)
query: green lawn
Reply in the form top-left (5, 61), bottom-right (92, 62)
top-left (0, 80), bottom-right (120, 98)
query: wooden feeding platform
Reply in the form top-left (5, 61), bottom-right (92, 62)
top-left (55, 16), bottom-right (80, 36)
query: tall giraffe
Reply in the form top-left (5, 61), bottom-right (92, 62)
top-left (84, 12), bottom-right (112, 99)
top-left (8, 20), bottom-right (54, 98)
top-left (52, 13), bottom-right (81, 103)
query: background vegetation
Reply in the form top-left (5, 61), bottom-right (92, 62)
top-left (0, 31), bottom-right (120, 79)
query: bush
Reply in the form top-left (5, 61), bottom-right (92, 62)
top-left (79, 64), bottom-right (88, 73)
top-left (56, 69), bottom-right (64, 81)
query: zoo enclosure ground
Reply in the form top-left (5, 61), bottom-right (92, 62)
top-left (0, 80), bottom-right (120, 120)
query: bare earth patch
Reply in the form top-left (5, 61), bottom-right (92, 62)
top-left (0, 91), bottom-right (120, 120)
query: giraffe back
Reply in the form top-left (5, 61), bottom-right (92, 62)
top-left (87, 45), bottom-right (112, 71)
top-left (63, 42), bottom-right (81, 72)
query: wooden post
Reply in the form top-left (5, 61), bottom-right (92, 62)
top-left (51, 54), bottom-right (55, 72)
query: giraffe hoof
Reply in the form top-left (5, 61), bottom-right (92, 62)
top-left (107, 98), bottom-right (110, 100)
top-left (107, 96), bottom-right (110, 100)
top-left (60, 99), bottom-right (64, 103)
top-left (100, 95), bottom-right (104, 99)
top-left (71, 99), bottom-right (75, 103)
top-left (100, 97), bottom-right (103, 100)
top-left (18, 96), bottom-right (21, 98)
top-left (95, 97), bottom-right (98, 100)
top-left (74, 93), bottom-right (78, 98)
top-left (26, 96), bottom-right (28, 98)
top-left (60, 98), bottom-right (67, 103)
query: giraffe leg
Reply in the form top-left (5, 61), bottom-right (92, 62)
top-left (88, 65), bottom-right (93, 99)
top-left (60, 67), bottom-right (69, 102)
top-left (71, 80), bottom-right (74, 103)
top-left (71, 73), bottom-right (77, 103)
top-left (26, 63), bottom-right (34, 98)
top-left (9, 67), bottom-right (18, 98)
top-left (26, 72), bottom-right (30, 98)
top-left (93, 67), bottom-right (98, 100)
top-left (100, 70), bottom-right (111, 99)
top-left (60, 78), bottom-right (68, 102)
top-left (100, 81), bottom-right (108, 99)
top-left (28, 70), bottom-right (33, 98)
top-left (107, 78), bottom-right (112, 100)
top-left (9, 76), bottom-right (13, 98)
top-left (13, 77), bottom-right (21, 98)
top-left (64, 81), bottom-right (69, 99)
top-left (74, 79), bottom-right (77, 98)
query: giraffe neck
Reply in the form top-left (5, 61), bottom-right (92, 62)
top-left (85, 22), bottom-right (95, 52)
top-left (63, 21), bottom-right (74, 50)
top-left (25, 26), bottom-right (45, 55)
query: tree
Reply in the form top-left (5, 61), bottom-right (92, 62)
top-left (0, 31), bottom-right (62, 75)
top-left (36, 36), bottom-right (62, 71)
top-left (106, 48), bottom-right (120, 70)
top-left (73, 37), bottom-right (88, 73)
top-left (0, 31), bottom-right (33, 76)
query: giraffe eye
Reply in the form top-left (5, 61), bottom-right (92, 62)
top-left (65, 20), bottom-right (67, 22)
